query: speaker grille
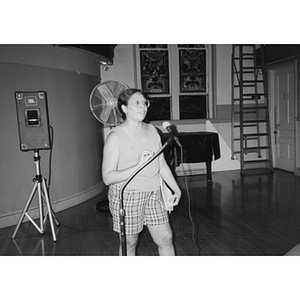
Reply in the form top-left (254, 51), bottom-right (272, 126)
top-left (15, 91), bottom-right (51, 151)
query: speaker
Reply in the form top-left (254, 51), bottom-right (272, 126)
top-left (15, 91), bottom-right (51, 151)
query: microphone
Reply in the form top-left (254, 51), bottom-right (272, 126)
top-left (162, 121), bottom-right (182, 147)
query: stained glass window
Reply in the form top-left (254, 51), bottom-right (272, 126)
top-left (179, 49), bottom-right (206, 93)
top-left (139, 44), bottom-right (168, 49)
top-left (178, 44), bottom-right (205, 48)
top-left (137, 44), bottom-right (210, 121)
top-left (140, 48), bottom-right (169, 94)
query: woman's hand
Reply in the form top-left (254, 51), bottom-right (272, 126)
top-left (172, 189), bottom-right (181, 207)
top-left (137, 150), bottom-right (154, 168)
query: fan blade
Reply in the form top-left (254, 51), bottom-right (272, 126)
top-left (91, 98), bottom-right (107, 110)
top-left (97, 84), bottom-right (117, 105)
top-left (110, 107), bottom-right (121, 125)
top-left (100, 104), bottom-right (113, 123)
top-left (109, 81), bottom-right (128, 98)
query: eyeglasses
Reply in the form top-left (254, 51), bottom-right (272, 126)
top-left (128, 99), bottom-right (150, 109)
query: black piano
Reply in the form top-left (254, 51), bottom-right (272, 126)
top-left (160, 131), bottom-right (221, 183)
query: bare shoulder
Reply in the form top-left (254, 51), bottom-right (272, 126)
top-left (146, 123), bottom-right (157, 133)
top-left (105, 131), bottom-right (119, 147)
top-left (147, 123), bottom-right (160, 137)
top-left (106, 130), bottom-right (117, 140)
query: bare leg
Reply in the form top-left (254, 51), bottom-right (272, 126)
top-left (147, 223), bottom-right (175, 256)
top-left (119, 233), bottom-right (139, 256)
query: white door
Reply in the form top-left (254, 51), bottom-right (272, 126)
top-left (272, 64), bottom-right (295, 172)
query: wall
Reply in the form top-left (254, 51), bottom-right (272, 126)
top-left (0, 45), bottom-right (106, 229)
top-left (297, 121), bottom-right (300, 176)
top-left (101, 44), bottom-right (136, 87)
top-left (101, 44), bottom-right (240, 174)
top-left (296, 60), bottom-right (300, 176)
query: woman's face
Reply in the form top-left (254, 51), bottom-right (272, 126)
top-left (123, 92), bottom-right (150, 121)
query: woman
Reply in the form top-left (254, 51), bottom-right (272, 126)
top-left (102, 88), bottom-right (181, 256)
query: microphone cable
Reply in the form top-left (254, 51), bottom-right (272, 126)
top-left (47, 125), bottom-right (54, 194)
top-left (162, 122), bottom-right (201, 254)
top-left (177, 141), bottom-right (201, 255)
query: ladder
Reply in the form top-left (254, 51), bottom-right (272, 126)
top-left (231, 45), bottom-right (273, 175)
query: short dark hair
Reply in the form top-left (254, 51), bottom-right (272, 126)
top-left (118, 88), bottom-right (141, 120)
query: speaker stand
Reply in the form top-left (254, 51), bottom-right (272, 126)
top-left (12, 150), bottom-right (59, 242)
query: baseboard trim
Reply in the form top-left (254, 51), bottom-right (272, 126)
top-left (0, 181), bottom-right (106, 229)
top-left (175, 164), bottom-right (206, 176)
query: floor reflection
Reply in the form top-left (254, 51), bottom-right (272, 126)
top-left (1, 169), bottom-right (300, 255)
top-left (12, 236), bottom-right (57, 256)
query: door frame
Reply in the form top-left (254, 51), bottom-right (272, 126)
top-left (268, 60), bottom-right (297, 173)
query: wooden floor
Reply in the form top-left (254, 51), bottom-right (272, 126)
top-left (1, 169), bottom-right (300, 256)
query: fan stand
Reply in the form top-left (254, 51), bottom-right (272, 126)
top-left (119, 138), bottom-right (172, 256)
top-left (12, 150), bottom-right (59, 241)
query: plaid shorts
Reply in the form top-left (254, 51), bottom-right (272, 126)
top-left (108, 184), bottom-right (169, 235)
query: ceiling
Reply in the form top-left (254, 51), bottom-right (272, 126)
top-left (57, 44), bottom-right (117, 64)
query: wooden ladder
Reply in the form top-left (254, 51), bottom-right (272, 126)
top-left (231, 44), bottom-right (273, 175)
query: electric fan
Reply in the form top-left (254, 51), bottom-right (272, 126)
top-left (89, 80), bottom-right (129, 126)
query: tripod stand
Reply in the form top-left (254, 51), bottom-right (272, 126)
top-left (12, 150), bottom-right (59, 241)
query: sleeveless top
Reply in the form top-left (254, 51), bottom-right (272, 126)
top-left (113, 123), bottom-right (161, 191)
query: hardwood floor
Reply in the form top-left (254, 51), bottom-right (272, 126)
top-left (1, 169), bottom-right (300, 256)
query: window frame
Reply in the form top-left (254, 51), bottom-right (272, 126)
top-left (135, 44), bottom-right (215, 123)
